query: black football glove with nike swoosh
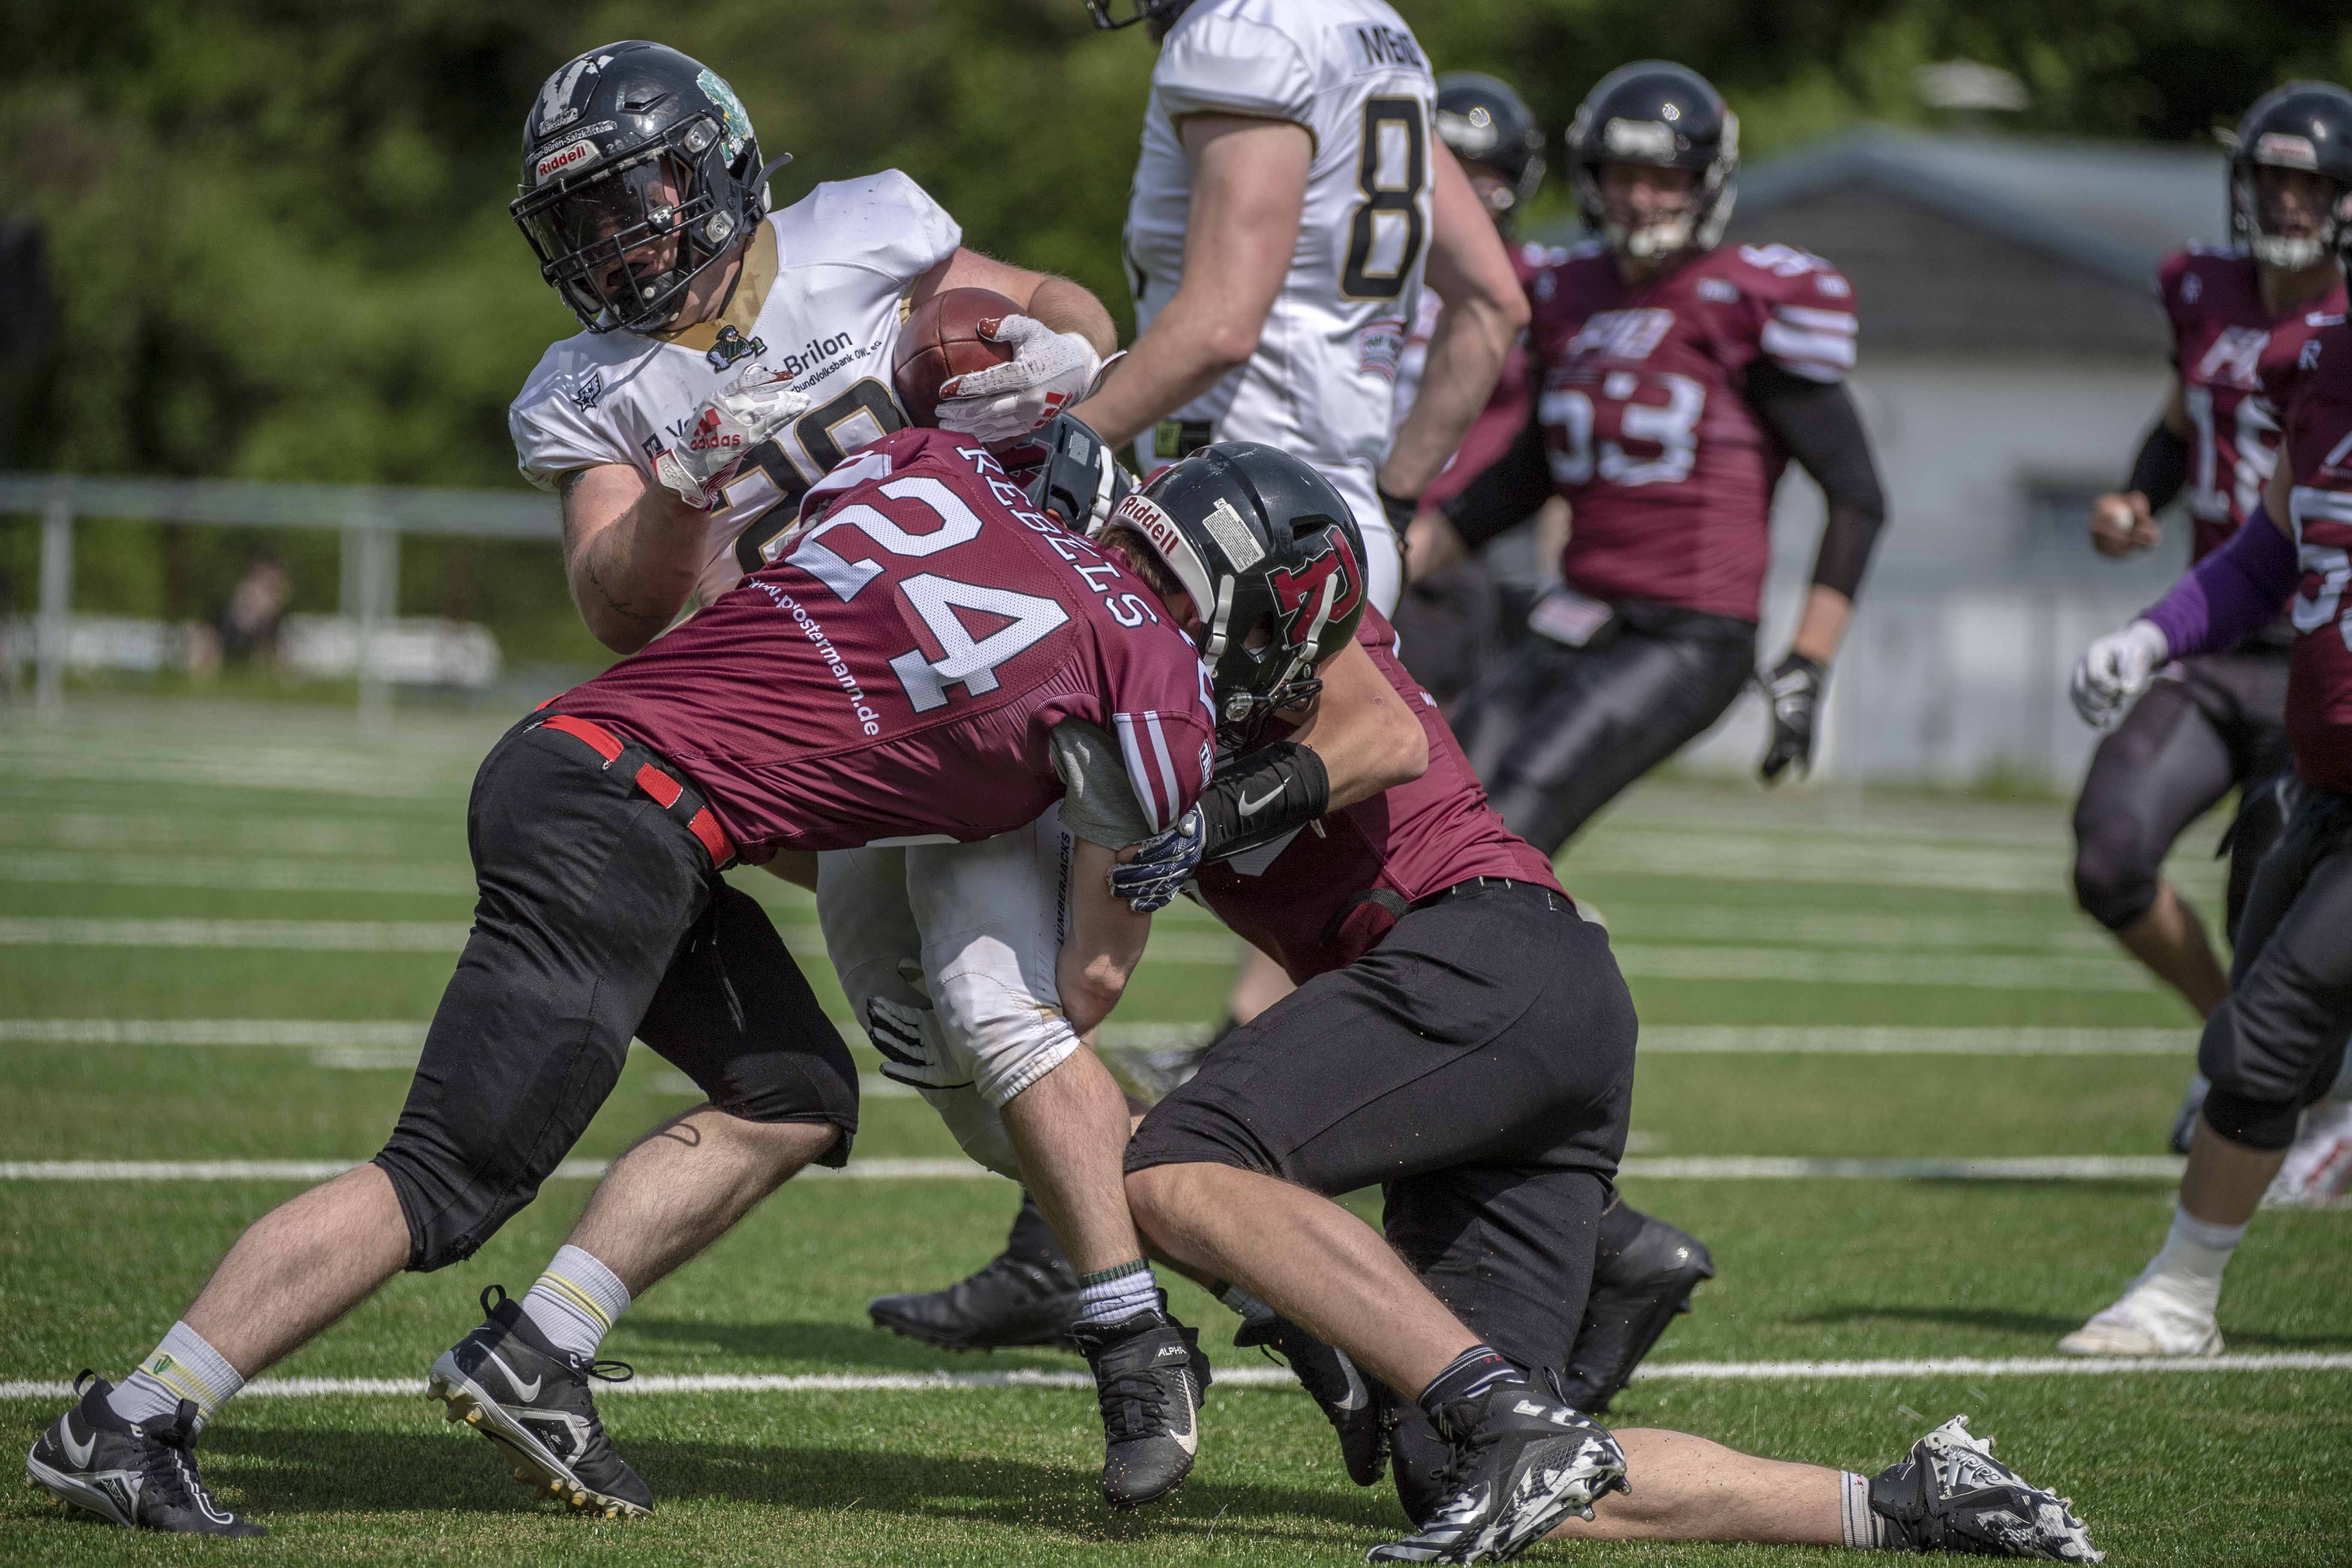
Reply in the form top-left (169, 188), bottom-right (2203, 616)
top-left (1109, 741), bottom-right (1329, 912)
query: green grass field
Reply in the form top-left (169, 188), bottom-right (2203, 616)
top-left (2, 697), bottom-right (2347, 1566)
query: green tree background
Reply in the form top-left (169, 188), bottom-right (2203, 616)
top-left (5, 0), bottom-right (2351, 663)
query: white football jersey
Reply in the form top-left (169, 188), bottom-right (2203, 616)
top-left (510, 171), bottom-right (961, 603)
top-left (1123, 0), bottom-right (1436, 612)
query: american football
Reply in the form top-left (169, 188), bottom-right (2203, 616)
top-left (893, 286), bottom-right (1023, 426)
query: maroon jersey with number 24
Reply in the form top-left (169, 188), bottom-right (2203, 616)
top-left (1524, 239), bottom-right (1860, 621)
top-left (557, 428), bottom-right (1217, 852)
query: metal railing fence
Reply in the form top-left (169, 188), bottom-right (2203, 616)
top-left (0, 474), bottom-right (560, 725)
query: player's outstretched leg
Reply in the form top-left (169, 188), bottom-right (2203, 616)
top-left (429, 1285), bottom-right (650, 1519)
top-left (25, 1373), bottom-right (264, 1538)
top-left (1557, 1199), bottom-right (1715, 1413)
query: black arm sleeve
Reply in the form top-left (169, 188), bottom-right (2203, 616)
top-left (1746, 361), bottom-right (1888, 602)
top-left (1197, 741), bottom-right (1330, 864)
top-left (2127, 422), bottom-right (2190, 513)
top-left (1440, 414), bottom-right (1553, 552)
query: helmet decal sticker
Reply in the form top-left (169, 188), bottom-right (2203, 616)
top-left (698, 69), bottom-right (754, 162)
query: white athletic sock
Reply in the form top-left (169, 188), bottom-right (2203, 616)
top-left (519, 1245), bottom-right (632, 1361)
top-left (1076, 1259), bottom-right (1160, 1326)
top-left (2140, 1204), bottom-right (2246, 1311)
top-left (108, 1321), bottom-right (245, 1434)
top-left (1840, 1470), bottom-right (1891, 1549)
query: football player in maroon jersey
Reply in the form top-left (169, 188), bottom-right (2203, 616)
top-left (21, 428), bottom-right (1217, 1535)
top-left (1085, 452), bottom-right (2097, 1563)
top-left (1426, 60), bottom-right (1889, 853)
top-left (2070, 82), bottom-right (2351, 1155)
top-left (2062, 297), bottom-right (2352, 1357)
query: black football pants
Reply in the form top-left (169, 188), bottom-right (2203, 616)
top-left (372, 718), bottom-right (858, 1271)
top-left (2198, 780), bottom-right (2352, 1151)
top-left (2071, 648), bottom-right (2292, 938)
top-left (1449, 603), bottom-right (1757, 857)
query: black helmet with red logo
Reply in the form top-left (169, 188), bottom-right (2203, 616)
top-left (511, 42), bottom-right (789, 334)
top-left (1105, 443), bottom-right (1367, 747)
top-left (2227, 82), bottom-right (2352, 271)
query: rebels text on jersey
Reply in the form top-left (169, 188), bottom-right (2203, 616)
top-left (553, 429), bottom-right (1216, 852)
top-left (509, 172), bottom-right (962, 603)
top-left (1124, 0), bottom-right (1435, 540)
top-left (2159, 247), bottom-right (2347, 560)
top-left (1525, 240), bottom-right (1860, 622)
top-left (1394, 240), bottom-right (1563, 510)
top-left (2280, 320), bottom-right (2352, 793)
top-left (1193, 606), bottom-right (1561, 981)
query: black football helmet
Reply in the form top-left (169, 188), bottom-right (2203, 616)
top-left (1566, 62), bottom-right (1739, 261)
top-left (510, 42), bottom-right (787, 334)
top-left (1437, 72), bottom-right (1546, 227)
top-left (1000, 414), bottom-right (1136, 536)
top-left (1084, 0), bottom-right (1199, 30)
top-left (2227, 82), bottom-right (2352, 272)
top-left (1107, 444), bottom-right (1368, 747)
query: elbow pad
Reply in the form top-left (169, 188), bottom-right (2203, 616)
top-left (1198, 741), bottom-right (1331, 864)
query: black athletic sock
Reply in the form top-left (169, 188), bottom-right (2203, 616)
top-left (1003, 1191), bottom-right (1070, 1271)
top-left (1417, 1344), bottom-right (1520, 1423)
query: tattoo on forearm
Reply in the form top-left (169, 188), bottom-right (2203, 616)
top-left (579, 546), bottom-right (669, 627)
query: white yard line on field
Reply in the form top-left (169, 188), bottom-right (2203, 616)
top-left (0, 1155), bottom-right (2192, 1182)
top-left (0, 1020), bottom-right (2192, 1057)
top-left (0, 852), bottom-right (472, 896)
top-left (4, 1352), bottom-right (2347, 1402)
top-left (1608, 946), bottom-right (2156, 992)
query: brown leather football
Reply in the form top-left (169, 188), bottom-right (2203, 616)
top-left (892, 287), bottom-right (1023, 426)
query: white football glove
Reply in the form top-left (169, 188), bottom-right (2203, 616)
top-left (655, 369), bottom-right (810, 510)
top-left (934, 314), bottom-right (1103, 445)
top-left (2070, 619), bottom-right (2170, 728)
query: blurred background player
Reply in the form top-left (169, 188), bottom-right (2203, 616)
top-left (2070, 82), bottom-right (2352, 1174)
top-left (1426, 60), bottom-right (1889, 854)
top-left (2064, 289), bottom-right (2352, 1354)
top-left (871, 0), bottom-right (1531, 1355)
top-left (1389, 72), bottom-right (1568, 714)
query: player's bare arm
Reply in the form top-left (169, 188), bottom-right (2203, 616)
top-left (1066, 113), bottom-right (1311, 448)
top-left (1279, 639), bottom-right (1428, 808)
top-left (1057, 838), bottom-right (1152, 1036)
top-left (558, 464), bottom-right (710, 654)
top-left (1380, 142), bottom-right (1529, 507)
top-left (2090, 379), bottom-right (2190, 558)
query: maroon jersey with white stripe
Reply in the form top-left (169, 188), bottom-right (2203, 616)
top-left (1524, 240), bottom-right (1859, 621)
top-left (2280, 318), bottom-right (2352, 793)
top-left (2160, 247), bottom-right (2345, 561)
top-left (1193, 607), bottom-right (1562, 981)
top-left (556, 429), bottom-right (1216, 851)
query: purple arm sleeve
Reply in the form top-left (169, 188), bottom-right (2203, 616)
top-left (2140, 506), bottom-right (2299, 658)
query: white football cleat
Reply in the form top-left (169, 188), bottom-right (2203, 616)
top-left (2058, 1272), bottom-right (2223, 1357)
top-left (2264, 1101), bottom-right (2352, 1208)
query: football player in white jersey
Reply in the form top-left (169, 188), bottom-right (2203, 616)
top-left (1067, 0), bottom-right (1529, 616)
top-left (507, 40), bottom-right (1118, 655)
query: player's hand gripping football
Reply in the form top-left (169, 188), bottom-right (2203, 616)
top-left (1109, 804), bottom-right (1206, 914)
top-left (934, 315), bottom-right (1103, 445)
top-left (1756, 653), bottom-right (1825, 784)
top-left (2088, 490), bottom-right (2163, 558)
top-left (2070, 620), bottom-right (2170, 728)
top-left (656, 369), bottom-right (810, 510)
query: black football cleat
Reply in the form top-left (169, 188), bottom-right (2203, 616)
top-left (1556, 1206), bottom-right (1713, 1412)
top-left (868, 1249), bottom-right (1083, 1351)
top-left (1234, 1311), bottom-right (1387, 1485)
top-left (426, 1285), bottom-right (652, 1519)
top-left (1366, 1378), bottom-right (1627, 1563)
top-left (24, 1373), bottom-right (264, 1537)
top-left (1067, 1300), bottom-right (1211, 1508)
top-left (1868, 1415), bottom-right (2102, 1560)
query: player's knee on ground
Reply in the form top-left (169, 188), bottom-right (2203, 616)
top-left (2071, 803), bottom-right (2163, 931)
